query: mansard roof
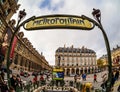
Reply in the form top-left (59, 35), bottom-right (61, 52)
top-left (56, 47), bottom-right (95, 54)
top-left (112, 45), bottom-right (120, 52)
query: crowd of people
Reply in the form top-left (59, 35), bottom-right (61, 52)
top-left (0, 69), bottom-right (120, 92)
top-left (73, 70), bottom-right (120, 92)
top-left (0, 71), bottom-right (24, 92)
top-left (0, 70), bottom-right (51, 92)
top-left (101, 70), bottom-right (120, 91)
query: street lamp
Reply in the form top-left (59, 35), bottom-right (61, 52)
top-left (6, 9), bottom-right (35, 87)
top-left (58, 55), bottom-right (61, 67)
top-left (82, 8), bottom-right (112, 91)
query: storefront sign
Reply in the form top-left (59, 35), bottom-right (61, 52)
top-left (53, 68), bottom-right (63, 72)
top-left (24, 15), bottom-right (93, 30)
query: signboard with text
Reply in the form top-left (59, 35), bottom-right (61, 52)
top-left (52, 68), bottom-right (64, 80)
top-left (24, 15), bottom-right (94, 30)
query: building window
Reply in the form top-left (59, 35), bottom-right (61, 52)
top-left (62, 64), bottom-right (64, 66)
top-left (84, 62), bottom-right (86, 65)
top-left (5, 9), bottom-right (11, 16)
top-left (17, 43), bottom-right (20, 51)
top-left (0, 20), bottom-right (2, 27)
top-left (76, 63), bottom-right (78, 66)
top-left (88, 62), bottom-right (89, 65)
top-left (5, 10), bottom-right (8, 16)
top-left (7, 9), bottom-right (11, 14)
top-left (20, 57), bottom-right (23, 66)
top-left (25, 60), bottom-right (28, 67)
top-left (14, 54), bottom-right (18, 64)
top-left (67, 64), bottom-right (69, 66)
top-left (91, 61), bottom-right (93, 65)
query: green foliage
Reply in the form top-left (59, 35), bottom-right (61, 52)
top-left (97, 59), bottom-right (104, 68)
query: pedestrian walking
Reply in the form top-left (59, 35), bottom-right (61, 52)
top-left (16, 74), bottom-right (23, 91)
top-left (82, 73), bottom-right (86, 81)
top-left (40, 75), bottom-right (44, 81)
top-left (0, 71), bottom-right (8, 92)
top-left (115, 70), bottom-right (119, 81)
top-left (94, 73), bottom-right (97, 83)
top-left (74, 75), bottom-right (77, 83)
top-left (33, 75), bottom-right (38, 83)
top-left (111, 72), bottom-right (116, 91)
top-left (10, 74), bottom-right (17, 91)
top-left (85, 82), bottom-right (92, 92)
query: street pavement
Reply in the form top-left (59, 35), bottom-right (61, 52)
top-left (64, 73), bottom-right (103, 89)
top-left (64, 71), bottom-right (120, 92)
top-left (5, 70), bottom-right (120, 92)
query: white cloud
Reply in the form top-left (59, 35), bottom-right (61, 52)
top-left (12, 0), bottom-right (120, 65)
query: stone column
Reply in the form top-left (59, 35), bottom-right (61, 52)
top-left (74, 68), bottom-right (76, 75)
top-left (64, 68), bottom-right (67, 76)
top-left (79, 68), bottom-right (81, 75)
top-left (70, 68), bottom-right (72, 75)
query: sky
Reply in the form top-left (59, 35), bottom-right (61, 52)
top-left (12, 0), bottom-right (120, 65)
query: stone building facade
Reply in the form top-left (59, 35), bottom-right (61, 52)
top-left (55, 45), bottom-right (97, 76)
top-left (0, 0), bottom-right (52, 72)
top-left (10, 31), bottom-right (52, 72)
top-left (111, 45), bottom-right (120, 68)
top-left (98, 45), bottom-right (120, 70)
top-left (0, 0), bottom-right (20, 47)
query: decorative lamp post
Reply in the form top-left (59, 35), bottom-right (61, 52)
top-left (82, 8), bottom-right (112, 91)
top-left (6, 9), bottom-right (35, 87)
top-left (58, 55), bottom-right (61, 67)
top-left (92, 9), bottom-right (112, 91)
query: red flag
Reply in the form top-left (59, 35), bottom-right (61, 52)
top-left (10, 36), bottom-right (17, 58)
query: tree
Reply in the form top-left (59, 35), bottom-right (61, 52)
top-left (97, 59), bottom-right (104, 68)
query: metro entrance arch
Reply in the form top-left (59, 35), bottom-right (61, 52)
top-left (6, 8), bottom-right (112, 91)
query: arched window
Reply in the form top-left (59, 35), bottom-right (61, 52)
top-left (17, 43), bottom-right (21, 51)
top-left (25, 60), bottom-right (28, 67)
top-left (28, 61), bottom-right (31, 71)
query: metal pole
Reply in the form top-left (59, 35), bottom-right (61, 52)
top-left (98, 23), bottom-right (112, 92)
top-left (6, 16), bottom-right (35, 87)
top-left (81, 14), bottom-right (112, 91)
top-left (58, 55), bottom-right (61, 67)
